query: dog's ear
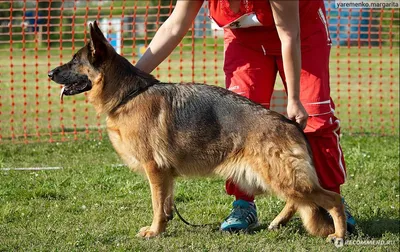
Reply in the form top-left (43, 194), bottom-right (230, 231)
top-left (88, 21), bottom-right (108, 61)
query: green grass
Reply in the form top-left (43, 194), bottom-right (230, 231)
top-left (0, 134), bottom-right (399, 251)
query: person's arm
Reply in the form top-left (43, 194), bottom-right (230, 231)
top-left (135, 0), bottom-right (204, 73)
top-left (270, 0), bottom-right (308, 129)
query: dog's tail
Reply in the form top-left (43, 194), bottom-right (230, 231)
top-left (297, 203), bottom-right (335, 237)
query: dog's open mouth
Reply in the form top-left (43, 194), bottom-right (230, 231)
top-left (59, 77), bottom-right (92, 101)
top-left (60, 83), bottom-right (91, 101)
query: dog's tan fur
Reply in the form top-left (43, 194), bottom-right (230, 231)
top-left (49, 21), bottom-right (346, 244)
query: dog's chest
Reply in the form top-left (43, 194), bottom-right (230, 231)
top-left (106, 118), bottom-right (142, 172)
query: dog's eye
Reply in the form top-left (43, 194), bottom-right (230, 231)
top-left (72, 55), bottom-right (78, 64)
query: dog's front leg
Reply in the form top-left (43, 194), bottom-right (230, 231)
top-left (137, 161), bottom-right (174, 238)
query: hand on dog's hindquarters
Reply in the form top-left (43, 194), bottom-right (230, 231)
top-left (287, 99), bottom-right (308, 130)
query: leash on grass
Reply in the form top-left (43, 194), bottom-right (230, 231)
top-left (164, 196), bottom-right (216, 228)
top-left (173, 203), bottom-right (216, 228)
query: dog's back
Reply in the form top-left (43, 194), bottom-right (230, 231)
top-left (108, 82), bottom-right (318, 198)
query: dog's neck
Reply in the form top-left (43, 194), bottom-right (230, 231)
top-left (88, 59), bottom-right (159, 115)
top-left (109, 82), bottom-right (156, 114)
top-left (88, 73), bottom-right (108, 114)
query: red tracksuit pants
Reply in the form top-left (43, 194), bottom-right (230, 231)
top-left (223, 26), bottom-right (346, 201)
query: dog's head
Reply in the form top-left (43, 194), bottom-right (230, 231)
top-left (48, 21), bottom-right (114, 100)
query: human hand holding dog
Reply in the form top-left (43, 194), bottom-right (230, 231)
top-left (287, 99), bottom-right (308, 130)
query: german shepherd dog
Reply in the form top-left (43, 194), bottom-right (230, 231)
top-left (48, 21), bottom-right (346, 244)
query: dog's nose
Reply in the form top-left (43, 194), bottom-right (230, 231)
top-left (48, 70), bottom-right (54, 79)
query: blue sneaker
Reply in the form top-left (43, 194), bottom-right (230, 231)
top-left (220, 200), bottom-right (259, 232)
top-left (343, 198), bottom-right (357, 235)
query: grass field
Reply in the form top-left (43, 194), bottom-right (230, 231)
top-left (0, 134), bottom-right (399, 251)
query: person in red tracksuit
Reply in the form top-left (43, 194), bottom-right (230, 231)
top-left (135, 0), bottom-right (356, 233)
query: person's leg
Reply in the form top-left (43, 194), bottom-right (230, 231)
top-left (276, 38), bottom-right (345, 194)
top-left (221, 28), bottom-right (277, 231)
top-left (276, 38), bottom-right (356, 233)
top-left (305, 115), bottom-right (346, 193)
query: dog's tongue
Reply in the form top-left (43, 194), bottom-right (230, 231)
top-left (60, 86), bottom-right (65, 102)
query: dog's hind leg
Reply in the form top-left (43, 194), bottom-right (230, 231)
top-left (298, 188), bottom-right (346, 245)
top-left (268, 200), bottom-right (297, 230)
top-left (297, 204), bottom-right (334, 237)
top-left (137, 161), bottom-right (174, 238)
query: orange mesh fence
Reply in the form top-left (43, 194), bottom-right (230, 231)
top-left (0, 0), bottom-right (398, 144)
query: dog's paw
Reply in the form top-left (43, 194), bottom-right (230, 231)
top-left (136, 226), bottom-right (160, 239)
top-left (326, 233), bottom-right (345, 247)
top-left (268, 223), bottom-right (280, 231)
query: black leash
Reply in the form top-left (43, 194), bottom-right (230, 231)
top-left (173, 203), bottom-right (218, 228)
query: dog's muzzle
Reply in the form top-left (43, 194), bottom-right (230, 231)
top-left (48, 68), bottom-right (92, 101)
